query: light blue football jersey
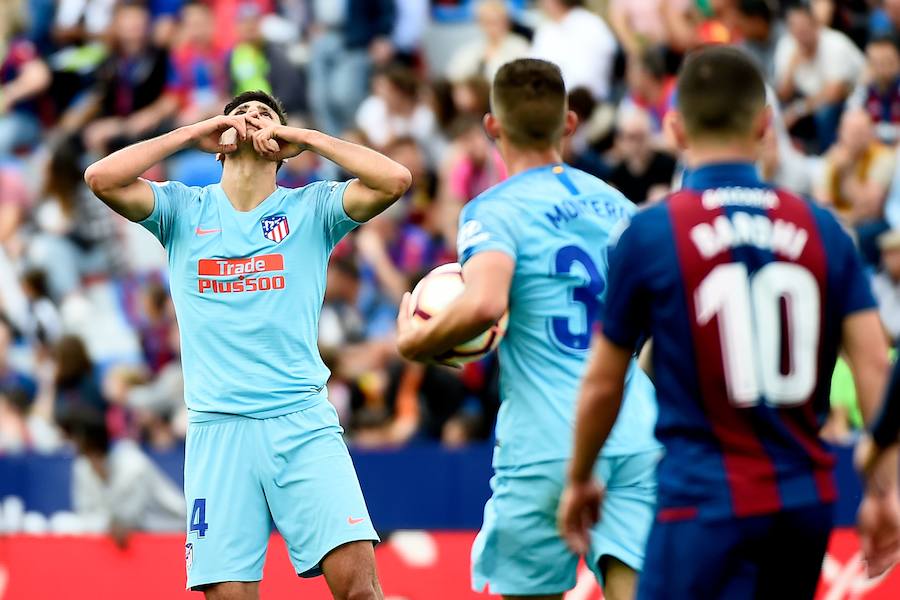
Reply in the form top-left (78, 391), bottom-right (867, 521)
top-left (458, 164), bottom-right (660, 467)
top-left (140, 179), bottom-right (358, 421)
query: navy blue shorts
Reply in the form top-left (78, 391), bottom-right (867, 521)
top-left (638, 503), bottom-right (833, 600)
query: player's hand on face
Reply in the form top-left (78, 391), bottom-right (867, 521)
top-left (558, 479), bottom-right (604, 556)
top-left (246, 115), bottom-right (305, 162)
top-left (189, 114), bottom-right (248, 154)
top-left (858, 486), bottom-right (900, 577)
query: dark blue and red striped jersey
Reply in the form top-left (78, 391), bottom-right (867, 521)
top-left (602, 162), bottom-right (877, 521)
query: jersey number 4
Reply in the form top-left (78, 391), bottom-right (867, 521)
top-left (696, 262), bottom-right (820, 407)
top-left (190, 498), bottom-right (209, 537)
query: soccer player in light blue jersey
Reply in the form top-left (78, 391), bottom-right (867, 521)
top-left (84, 90), bottom-right (411, 600)
top-left (396, 59), bottom-right (660, 600)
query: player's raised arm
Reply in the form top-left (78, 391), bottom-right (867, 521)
top-left (395, 251), bottom-right (514, 362)
top-left (246, 116), bottom-right (412, 223)
top-left (84, 114), bottom-right (250, 221)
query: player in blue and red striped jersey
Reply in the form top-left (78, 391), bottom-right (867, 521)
top-left (558, 46), bottom-right (900, 599)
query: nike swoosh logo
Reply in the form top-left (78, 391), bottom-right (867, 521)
top-left (347, 517), bottom-right (365, 525)
top-left (195, 227), bottom-right (221, 236)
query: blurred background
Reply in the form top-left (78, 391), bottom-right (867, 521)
top-left (1, 0), bottom-right (900, 598)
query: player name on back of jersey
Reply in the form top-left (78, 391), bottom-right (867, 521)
top-left (690, 187), bottom-right (809, 261)
top-left (196, 253), bottom-right (286, 294)
top-left (544, 195), bottom-right (630, 229)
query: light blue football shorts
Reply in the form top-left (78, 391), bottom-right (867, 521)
top-left (471, 450), bottom-right (661, 596)
top-left (183, 399), bottom-right (379, 590)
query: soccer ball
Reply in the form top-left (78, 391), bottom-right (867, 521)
top-left (409, 263), bottom-right (508, 367)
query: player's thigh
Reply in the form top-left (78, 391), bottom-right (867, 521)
top-left (321, 540), bottom-right (383, 600)
top-left (472, 461), bottom-right (579, 596)
top-left (602, 557), bottom-right (638, 600)
top-left (261, 401), bottom-right (379, 579)
top-left (637, 515), bottom-right (763, 600)
top-left (588, 450), bottom-right (660, 581)
top-left (184, 418), bottom-right (272, 590)
top-left (755, 504), bottom-right (833, 600)
top-left (201, 581), bottom-right (259, 600)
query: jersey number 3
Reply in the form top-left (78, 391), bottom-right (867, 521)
top-left (551, 245), bottom-right (605, 352)
top-left (695, 262), bottom-right (820, 407)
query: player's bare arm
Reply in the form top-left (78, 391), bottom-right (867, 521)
top-left (842, 309), bottom-right (900, 577)
top-left (246, 116), bottom-right (412, 222)
top-left (84, 114), bottom-right (250, 221)
top-left (557, 333), bottom-right (630, 555)
top-left (395, 251), bottom-right (513, 362)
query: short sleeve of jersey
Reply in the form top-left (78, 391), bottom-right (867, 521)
top-left (602, 217), bottom-right (651, 350)
top-left (456, 197), bottom-right (517, 266)
top-left (140, 180), bottom-right (194, 248)
top-left (825, 212), bottom-right (877, 316)
top-left (310, 179), bottom-right (359, 250)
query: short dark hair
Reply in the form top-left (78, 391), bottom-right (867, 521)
top-left (676, 46), bottom-right (766, 141)
top-left (868, 34), bottom-right (900, 54)
top-left (491, 58), bottom-right (567, 149)
top-left (223, 89), bottom-right (287, 125)
top-left (786, 3), bottom-right (814, 19)
top-left (222, 90), bottom-right (288, 170)
top-left (737, 0), bottom-right (774, 23)
top-left (376, 64), bottom-right (420, 100)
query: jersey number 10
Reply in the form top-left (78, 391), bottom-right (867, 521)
top-left (695, 262), bottom-right (820, 408)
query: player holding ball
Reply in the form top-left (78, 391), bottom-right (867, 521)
top-left (397, 58), bottom-right (661, 600)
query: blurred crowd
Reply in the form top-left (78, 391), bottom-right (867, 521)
top-left (4, 0), bottom-right (900, 528)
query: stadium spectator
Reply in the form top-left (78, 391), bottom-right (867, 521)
top-left (735, 0), bottom-right (784, 83)
top-left (436, 115), bottom-right (507, 247)
top-left (445, 0), bottom-right (530, 84)
top-left (136, 281), bottom-right (175, 374)
top-left (531, 0), bottom-right (618, 100)
top-left (62, 406), bottom-right (184, 542)
top-left (20, 269), bottom-right (63, 346)
top-left (64, 2), bottom-right (170, 155)
top-left (608, 0), bottom-right (680, 58)
top-left (0, 318), bottom-right (37, 396)
top-left (0, 384), bottom-right (61, 454)
top-left (606, 107), bottom-right (676, 205)
top-left (53, 335), bottom-right (105, 420)
top-left (307, 0), bottom-right (396, 136)
top-left (816, 109), bottom-right (895, 227)
top-left (776, 4), bottom-right (865, 152)
top-left (872, 229), bottom-right (900, 342)
top-left (619, 48), bottom-right (676, 138)
top-left (52, 0), bottom-right (117, 47)
top-left (0, 18), bottom-right (51, 156)
top-left (163, 1), bottom-right (228, 128)
top-left (561, 88), bottom-right (609, 179)
top-left (28, 137), bottom-right (121, 300)
top-left (208, 0), bottom-right (273, 53)
top-left (847, 35), bottom-right (900, 144)
top-left (355, 64), bottom-right (437, 154)
top-left (662, 0), bottom-right (738, 52)
top-left (391, 0), bottom-right (429, 65)
top-left (0, 166), bottom-right (33, 248)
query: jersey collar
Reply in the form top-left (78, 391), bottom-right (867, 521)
top-left (683, 161), bottom-right (762, 190)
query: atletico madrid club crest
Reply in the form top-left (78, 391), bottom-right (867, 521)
top-left (262, 214), bottom-right (289, 243)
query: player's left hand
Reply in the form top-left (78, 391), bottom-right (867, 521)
top-left (558, 478), bottom-right (604, 556)
top-left (858, 487), bottom-right (900, 578)
top-left (396, 291), bottom-right (422, 361)
top-left (246, 115), bottom-right (306, 162)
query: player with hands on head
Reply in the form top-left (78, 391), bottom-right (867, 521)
top-left (85, 90), bottom-right (411, 600)
top-left (558, 46), bottom-right (900, 599)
